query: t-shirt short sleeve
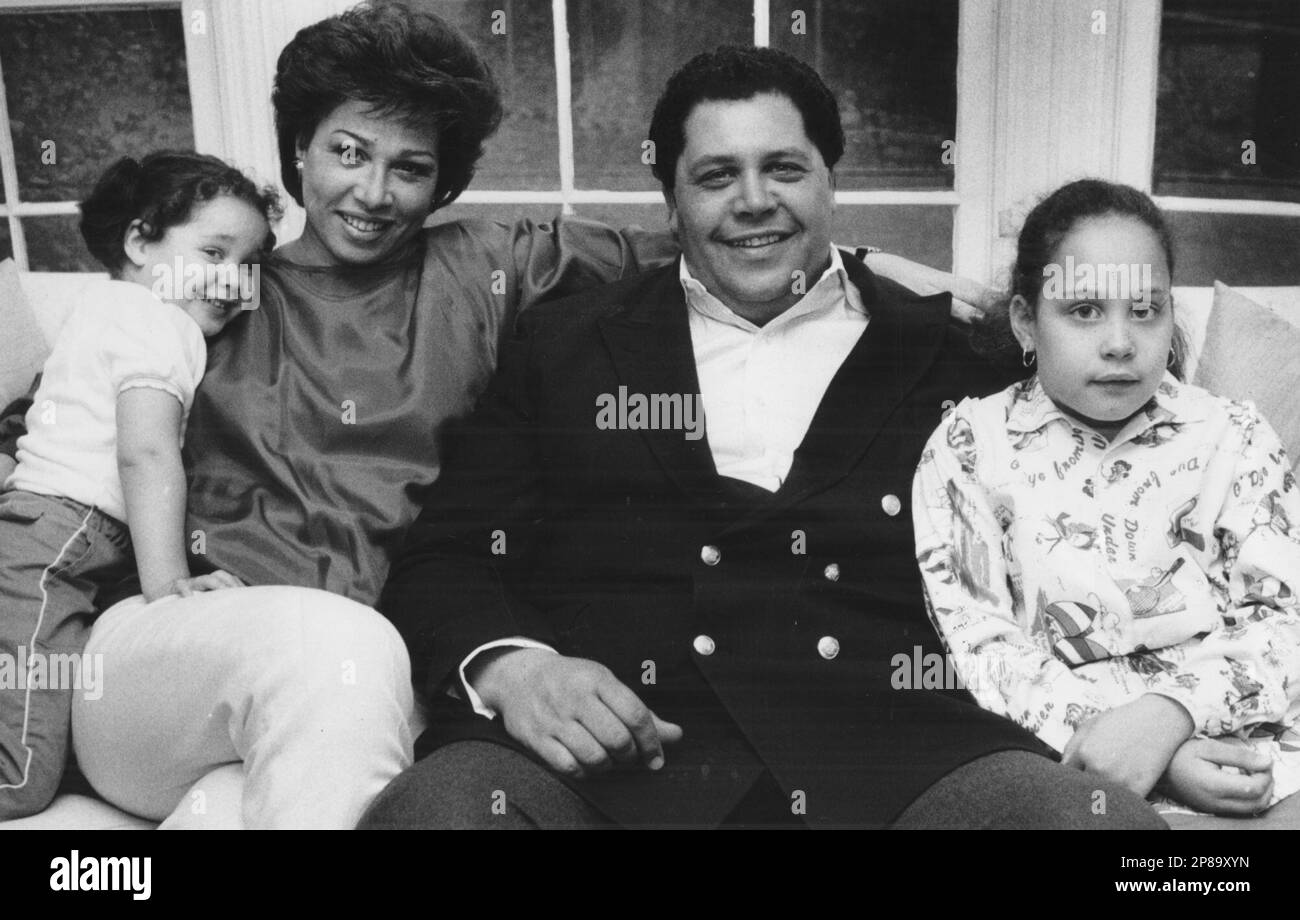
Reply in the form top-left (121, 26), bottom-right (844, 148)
top-left (97, 281), bottom-right (206, 410)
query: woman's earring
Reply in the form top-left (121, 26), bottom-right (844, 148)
top-left (1167, 349), bottom-right (1177, 369)
top-left (294, 157), bottom-right (303, 170)
top-left (1022, 348), bottom-right (1036, 368)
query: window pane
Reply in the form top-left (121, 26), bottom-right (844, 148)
top-left (771, 0), bottom-right (957, 191)
top-left (1167, 212), bottom-right (1300, 285)
top-left (1155, 0), bottom-right (1300, 202)
top-left (430, 0), bottom-right (560, 189)
top-left (0, 8), bottom-right (193, 205)
top-left (24, 215), bottom-right (99, 273)
top-left (0, 221), bottom-right (11, 263)
top-left (833, 205), bottom-right (952, 272)
top-left (568, 0), bottom-right (754, 190)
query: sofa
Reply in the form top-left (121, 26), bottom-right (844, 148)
top-left (1, 261), bottom-right (1298, 829)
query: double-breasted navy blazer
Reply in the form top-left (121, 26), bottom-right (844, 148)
top-left (382, 252), bottom-right (1051, 827)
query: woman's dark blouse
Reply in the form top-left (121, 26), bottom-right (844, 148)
top-left (181, 217), bottom-right (672, 605)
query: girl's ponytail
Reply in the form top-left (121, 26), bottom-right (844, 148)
top-left (79, 156), bottom-right (146, 272)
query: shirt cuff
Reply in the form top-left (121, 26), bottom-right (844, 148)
top-left (118, 375), bottom-right (186, 406)
top-left (458, 638), bottom-right (557, 718)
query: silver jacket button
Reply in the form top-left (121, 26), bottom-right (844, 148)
top-left (700, 545), bottom-right (721, 566)
top-left (693, 634), bottom-right (716, 656)
top-left (817, 636), bottom-right (840, 660)
top-left (823, 563), bottom-right (841, 582)
top-left (881, 494), bottom-right (902, 517)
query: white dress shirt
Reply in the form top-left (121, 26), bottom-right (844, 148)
top-left (460, 247), bottom-right (870, 715)
top-left (681, 246), bottom-right (869, 491)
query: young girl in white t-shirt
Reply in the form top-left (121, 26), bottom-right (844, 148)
top-left (0, 151), bottom-right (280, 817)
top-left (913, 179), bottom-right (1300, 827)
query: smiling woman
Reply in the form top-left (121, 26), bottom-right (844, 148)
top-left (288, 100), bottom-right (442, 267)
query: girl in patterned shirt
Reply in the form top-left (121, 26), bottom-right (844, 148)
top-left (913, 178), bottom-right (1300, 826)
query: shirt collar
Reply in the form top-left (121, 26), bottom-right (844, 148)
top-left (1006, 373), bottom-right (1210, 437)
top-left (678, 246), bottom-right (865, 332)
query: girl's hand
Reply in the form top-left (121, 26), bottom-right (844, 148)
top-left (1062, 694), bottom-right (1194, 797)
top-left (1160, 738), bottom-right (1274, 815)
top-left (145, 569), bottom-right (244, 603)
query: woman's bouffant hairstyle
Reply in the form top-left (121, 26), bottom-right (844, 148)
top-left (973, 178), bottom-right (1188, 380)
top-left (647, 45), bottom-right (844, 192)
top-left (273, 1), bottom-right (503, 213)
top-left (79, 151), bottom-right (282, 275)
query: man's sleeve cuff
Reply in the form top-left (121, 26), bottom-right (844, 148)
top-left (458, 638), bottom-right (558, 718)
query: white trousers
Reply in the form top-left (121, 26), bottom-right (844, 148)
top-left (69, 586), bottom-right (415, 829)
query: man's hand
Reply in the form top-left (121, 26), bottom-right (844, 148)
top-left (144, 569), bottom-right (245, 604)
top-left (470, 648), bottom-right (683, 779)
top-left (0, 454), bottom-right (15, 485)
top-left (1160, 737), bottom-right (1274, 815)
top-left (1062, 694), bottom-right (1194, 798)
top-left (859, 251), bottom-right (1001, 323)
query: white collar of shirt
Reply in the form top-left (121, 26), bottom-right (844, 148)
top-left (1007, 373), bottom-right (1210, 441)
top-left (676, 246), bottom-right (870, 492)
top-left (677, 246), bottom-right (867, 330)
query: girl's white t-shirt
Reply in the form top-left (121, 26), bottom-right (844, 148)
top-left (6, 279), bottom-right (206, 522)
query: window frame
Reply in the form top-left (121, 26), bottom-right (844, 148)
top-left (0, 0), bottom-right (228, 269)
top-left (2, 0), bottom-right (1295, 278)
top-left (461, 0), bottom-right (962, 209)
top-left (958, 0), bottom-right (1300, 282)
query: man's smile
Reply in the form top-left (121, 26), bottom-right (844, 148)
top-left (717, 229), bottom-right (796, 252)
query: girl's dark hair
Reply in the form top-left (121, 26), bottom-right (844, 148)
top-left (972, 178), bottom-right (1188, 379)
top-left (648, 45), bottom-right (844, 192)
top-left (79, 151), bottom-right (282, 274)
top-left (273, 1), bottom-right (503, 213)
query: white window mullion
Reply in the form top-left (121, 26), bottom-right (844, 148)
top-left (551, 0), bottom-right (576, 215)
top-left (753, 0), bottom-right (770, 46)
top-left (1109, 0), bottom-right (1161, 189)
top-left (181, 0), bottom-right (224, 161)
top-left (3, 202), bottom-right (78, 217)
top-left (1155, 197), bottom-right (1300, 218)
top-left (459, 190), bottom-right (960, 206)
top-left (952, 0), bottom-right (1000, 282)
top-left (0, 47), bottom-right (28, 269)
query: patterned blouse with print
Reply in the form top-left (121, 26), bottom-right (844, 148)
top-left (912, 374), bottom-right (1300, 754)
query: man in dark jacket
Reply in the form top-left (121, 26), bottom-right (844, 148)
top-left (363, 46), bottom-right (1168, 829)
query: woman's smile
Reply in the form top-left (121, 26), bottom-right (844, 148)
top-left (338, 212), bottom-right (392, 235)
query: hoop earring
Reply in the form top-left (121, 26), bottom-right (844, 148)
top-left (1022, 348), bottom-right (1036, 368)
top-left (1167, 349), bottom-right (1176, 369)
